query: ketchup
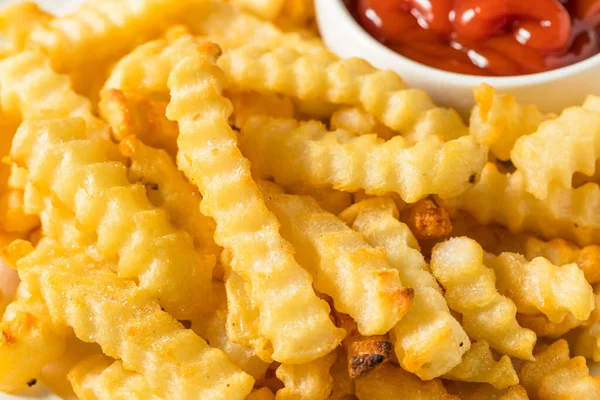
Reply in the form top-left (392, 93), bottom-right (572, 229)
top-left (346, 0), bottom-right (600, 75)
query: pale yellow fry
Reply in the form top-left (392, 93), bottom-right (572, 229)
top-left (339, 197), bottom-right (469, 380)
top-left (0, 190), bottom-right (39, 233)
top-left (0, 287), bottom-right (67, 393)
top-left (17, 238), bottom-right (254, 399)
top-left (0, 2), bottom-right (51, 51)
top-left (260, 184), bottom-right (412, 336)
top-left (100, 89), bottom-right (179, 157)
top-left (330, 106), bottom-right (397, 140)
top-left (329, 348), bottom-right (354, 400)
top-left (485, 252), bottom-right (595, 322)
top-left (231, 0), bottom-right (285, 20)
top-left (469, 83), bottom-right (548, 161)
top-left (166, 43), bottom-right (344, 363)
top-left (354, 363), bottom-right (457, 400)
top-left (68, 355), bottom-right (162, 400)
top-left (284, 184), bottom-right (353, 215)
top-left (240, 117), bottom-right (487, 203)
top-left (4, 0), bottom-right (195, 72)
top-left (275, 352), bottom-right (336, 400)
top-left (454, 162), bottom-right (600, 246)
top-left (450, 211), bottom-right (600, 284)
top-left (192, 282), bottom-right (270, 382)
top-left (224, 271), bottom-right (273, 363)
top-left (520, 340), bottom-right (600, 400)
top-left (226, 90), bottom-right (295, 130)
top-left (181, 0), bottom-right (325, 53)
top-left (103, 34), bottom-right (201, 100)
top-left (443, 341), bottom-right (518, 390)
top-left (219, 45), bottom-right (438, 133)
top-left (512, 106), bottom-right (600, 199)
top-left (568, 320), bottom-right (600, 362)
top-left (446, 382), bottom-right (529, 400)
top-left (120, 136), bottom-right (221, 258)
top-left (431, 237), bottom-right (536, 360)
top-left (518, 312), bottom-right (586, 338)
top-left (11, 118), bottom-right (214, 319)
top-left (248, 387), bottom-right (276, 400)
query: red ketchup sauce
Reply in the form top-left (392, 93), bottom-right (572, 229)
top-left (345, 0), bottom-right (600, 75)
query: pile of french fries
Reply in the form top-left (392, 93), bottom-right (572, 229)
top-left (0, 0), bottom-right (599, 399)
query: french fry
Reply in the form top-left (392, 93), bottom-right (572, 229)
top-left (445, 381), bottom-right (529, 400)
top-left (11, 118), bottom-right (215, 319)
top-left (519, 340), bottom-right (600, 399)
top-left (166, 43), bottom-right (344, 363)
top-left (259, 184), bottom-right (412, 335)
top-left (226, 90), bottom-right (295, 130)
top-left (567, 320), bottom-right (600, 362)
top-left (485, 252), bottom-right (595, 322)
top-left (181, 0), bottom-right (325, 53)
top-left (330, 106), bottom-right (397, 140)
top-left (404, 108), bottom-right (469, 142)
top-left (442, 341), bottom-right (519, 390)
top-left (192, 282), bottom-right (270, 381)
top-left (240, 117), bottom-right (487, 203)
top-left (512, 106), bottom-right (600, 199)
top-left (354, 363), bottom-right (458, 400)
top-left (230, 0), bottom-right (285, 20)
top-left (454, 162), bottom-right (600, 246)
top-left (329, 348), bottom-right (355, 400)
top-left (219, 45), bottom-right (442, 133)
top-left (224, 271), bottom-right (273, 363)
top-left (275, 352), bottom-right (336, 400)
top-left (430, 237), bottom-right (536, 360)
top-left (0, 190), bottom-right (39, 233)
top-left (518, 313), bottom-right (587, 338)
top-left (120, 136), bottom-right (221, 258)
top-left (1, 0), bottom-right (194, 72)
top-left (248, 387), bottom-right (276, 400)
top-left (0, 2), bottom-right (51, 51)
top-left (469, 83), bottom-right (548, 161)
top-left (68, 355), bottom-right (161, 400)
top-left (0, 288), bottom-right (68, 393)
top-left (339, 197), bottom-right (469, 379)
top-left (335, 312), bottom-right (392, 379)
top-left (100, 89), bottom-right (179, 157)
top-left (284, 184), bottom-right (353, 215)
top-left (16, 238), bottom-right (255, 399)
top-left (401, 198), bottom-right (453, 240)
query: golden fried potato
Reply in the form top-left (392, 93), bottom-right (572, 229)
top-left (520, 340), bottom-right (600, 399)
top-left (431, 237), bottom-right (536, 360)
top-left (330, 106), bottom-right (397, 140)
top-left (469, 83), bottom-right (548, 161)
top-left (241, 118), bottom-right (487, 203)
top-left (275, 352), bottom-right (336, 400)
top-left (512, 106), bottom-right (600, 199)
top-left (445, 381), bottom-right (529, 400)
top-left (354, 363), bottom-right (458, 400)
top-left (226, 90), bottom-right (295, 130)
top-left (401, 198), bottom-right (453, 240)
top-left (340, 197), bottom-right (469, 380)
top-left (166, 43), bottom-right (344, 363)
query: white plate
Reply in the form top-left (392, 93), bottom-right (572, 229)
top-left (1, 1), bottom-right (600, 399)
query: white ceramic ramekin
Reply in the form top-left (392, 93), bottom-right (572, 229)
top-left (316, 0), bottom-right (600, 116)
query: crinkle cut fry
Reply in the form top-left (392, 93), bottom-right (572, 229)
top-left (68, 355), bottom-right (162, 400)
top-left (240, 117), bottom-right (487, 203)
top-left (4, 0), bottom-right (196, 72)
top-left (520, 339), bottom-right (600, 399)
top-left (259, 182), bottom-right (412, 336)
top-left (354, 363), bottom-right (458, 400)
top-left (443, 341), bottom-right (519, 390)
top-left (10, 118), bottom-right (214, 319)
top-left (338, 197), bottom-right (469, 380)
top-left (485, 252), bottom-right (595, 323)
top-left (445, 381), bottom-right (529, 400)
top-left (166, 42), bottom-right (344, 363)
top-left (455, 162), bottom-right (600, 246)
top-left (16, 239), bottom-right (254, 400)
top-left (0, 281), bottom-right (68, 393)
top-left (219, 44), bottom-right (444, 133)
top-left (431, 237), bottom-right (537, 360)
top-left (512, 106), bottom-right (600, 199)
top-left (469, 83), bottom-right (548, 161)
top-left (119, 136), bottom-right (221, 258)
top-left (275, 351), bottom-right (336, 400)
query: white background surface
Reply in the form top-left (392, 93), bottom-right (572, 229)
top-left (1, 0), bottom-right (600, 399)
